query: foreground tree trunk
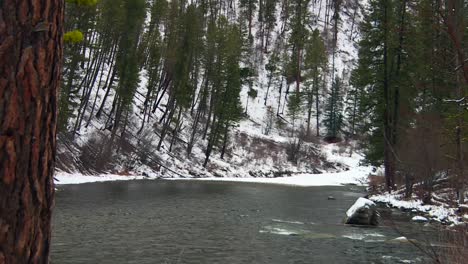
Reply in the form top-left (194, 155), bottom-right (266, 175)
top-left (0, 0), bottom-right (63, 263)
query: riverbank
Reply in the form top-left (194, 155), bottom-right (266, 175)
top-left (55, 166), bottom-right (371, 187)
top-left (176, 166), bottom-right (371, 187)
top-left (370, 193), bottom-right (466, 225)
top-left (55, 143), bottom-right (373, 186)
top-left (54, 171), bottom-right (158, 185)
top-left (55, 171), bottom-right (468, 227)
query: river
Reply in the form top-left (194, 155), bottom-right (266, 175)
top-left (52, 180), bottom-right (435, 263)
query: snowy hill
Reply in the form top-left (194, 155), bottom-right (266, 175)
top-left (56, 0), bottom-right (369, 181)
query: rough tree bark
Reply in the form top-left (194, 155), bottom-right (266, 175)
top-left (0, 0), bottom-right (63, 263)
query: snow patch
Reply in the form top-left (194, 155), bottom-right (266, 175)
top-left (54, 171), bottom-right (156, 185)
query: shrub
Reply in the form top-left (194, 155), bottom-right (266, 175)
top-left (64, 30), bottom-right (84, 43)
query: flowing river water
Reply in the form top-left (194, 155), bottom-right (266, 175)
top-left (52, 180), bottom-right (438, 263)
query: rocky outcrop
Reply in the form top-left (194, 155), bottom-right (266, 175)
top-left (344, 198), bottom-right (380, 226)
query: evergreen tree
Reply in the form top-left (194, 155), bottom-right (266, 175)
top-left (286, 0), bottom-right (310, 93)
top-left (239, 0), bottom-right (258, 40)
top-left (304, 29), bottom-right (327, 137)
top-left (287, 91), bottom-right (302, 137)
top-left (59, 0), bottom-right (98, 132)
top-left (1, 0), bottom-right (63, 261)
top-left (204, 18), bottom-right (244, 167)
top-left (107, 0), bottom-right (146, 150)
top-left (353, 0), bottom-right (403, 190)
top-left (324, 76), bottom-right (344, 140)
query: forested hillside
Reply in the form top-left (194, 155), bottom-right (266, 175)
top-left (58, 0), bottom-right (467, 203)
top-left (354, 0), bottom-right (468, 203)
top-left (58, 0), bottom-right (364, 177)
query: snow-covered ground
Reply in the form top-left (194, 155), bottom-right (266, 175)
top-left (55, 143), bottom-right (373, 187)
top-left (179, 165), bottom-right (370, 187)
top-left (370, 193), bottom-right (462, 225)
top-left (55, 171), bottom-right (157, 185)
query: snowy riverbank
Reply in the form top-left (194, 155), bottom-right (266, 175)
top-left (55, 143), bottom-right (373, 186)
top-left (54, 172), bottom-right (158, 185)
top-left (177, 166), bottom-right (371, 187)
top-left (370, 193), bottom-right (464, 225)
top-left (55, 166), bottom-right (371, 187)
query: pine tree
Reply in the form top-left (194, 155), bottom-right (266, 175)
top-left (324, 76), bottom-right (344, 140)
top-left (345, 69), bottom-right (367, 138)
top-left (107, 0), bottom-right (146, 150)
top-left (59, 0), bottom-right (98, 132)
top-left (287, 91), bottom-right (302, 137)
top-left (304, 29), bottom-right (327, 137)
top-left (204, 18), bottom-right (243, 166)
top-left (0, 0), bottom-right (63, 261)
top-left (262, 0), bottom-right (278, 52)
top-left (239, 0), bottom-right (258, 40)
top-left (353, 0), bottom-right (403, 190)
top-left (286, 0), bottom-right (310, 93)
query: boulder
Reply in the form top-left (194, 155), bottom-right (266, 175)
top-left (344, 197), bottom-right (379, 226)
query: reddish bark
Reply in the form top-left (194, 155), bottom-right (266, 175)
top-left (0, 0), bottom-right (63, 263)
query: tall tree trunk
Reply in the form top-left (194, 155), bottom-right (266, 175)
top-left (203, 121), bottom-right (220, 167)
top-left (0, 0), bottom-right (63, 262)
top-left (306, 91), bottom-right (313, 137)
top-left (455, 55), bottom-right (465, 204)
top-left (382, 0), bottom-right (395, 192)
top-left (316, 74), bottom-right (321, 137)
top-left (157, 99), bottom-right (177, 151)
top-left (220, 125), bottom-right (229, 159)
top-left (96, 66), bottom-right (117, 119)
top-left (444, 0), bottom-right (466, 203)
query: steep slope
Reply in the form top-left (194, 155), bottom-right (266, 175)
top-left (56, 0), bottom-right (368, 180)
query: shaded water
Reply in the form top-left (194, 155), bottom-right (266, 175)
top-left (52, 180), bottom-right (434, 263)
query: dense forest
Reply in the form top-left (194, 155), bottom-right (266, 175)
top-left (1, 0), bottom-right (468, 262)
top-left (58, 0), bottom-right (351, 175)
top-left (58, 0), bottom-right (467, 202)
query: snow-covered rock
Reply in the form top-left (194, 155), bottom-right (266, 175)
top-left (344, 197), bottom-right (379, 226)
top-left (411, 216), bottom-right (428, 223)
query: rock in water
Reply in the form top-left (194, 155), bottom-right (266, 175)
top-left (344, 197), bottom-right (379, 226)
top-left (411, 216), bottom-right (428, 223)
